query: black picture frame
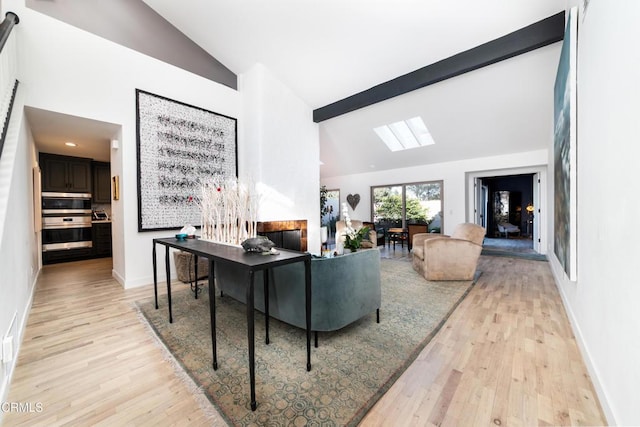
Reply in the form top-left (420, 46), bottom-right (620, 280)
top-left (136, 89), bottom-right (238, 231)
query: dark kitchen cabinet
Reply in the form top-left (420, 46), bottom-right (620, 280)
top-left (40, 153), bottom-right (92, 193)
top-left (92, 162), bottom-right (111, 203)
top-left (43, 247), bottom-right (94, 265)
top-left (93, 222), bottom-right (112, 257)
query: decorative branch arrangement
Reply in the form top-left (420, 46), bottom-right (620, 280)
top-left (196, 178), bottom-right (259, 245)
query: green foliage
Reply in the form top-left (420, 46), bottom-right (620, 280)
top-left (320, 185), bottom-right (336, 227)
top-left (374, 192), bottom-right (428, 222)
top-left (407, 183), bottom-right (441, 201)
top-left (320, 185), bottom-right (329, 218)
top-left (375, 193), bottom-right (402, 220)
top-left (344, 226), bottom-right (370, 252)
top-left (406, 198), bottom-right (428, 222)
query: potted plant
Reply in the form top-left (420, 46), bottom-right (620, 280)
top-left (341, 202), bottom-right (369, 252)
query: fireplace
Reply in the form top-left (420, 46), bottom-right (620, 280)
top-left (257, 220), bottom-right (307, 252)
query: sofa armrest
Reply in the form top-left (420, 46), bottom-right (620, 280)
top-left (413, 233), bottom-right (449, 249)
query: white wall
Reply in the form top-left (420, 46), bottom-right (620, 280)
top-left (549, 1), bottom-right (640, 424)
top-left (9, 2), bottom-right (241, 287)
top-left (322, 149), bottom-right (548, 235)
top-left (10, 2), bottom-right (322, 285)
top-left (0, 3), bottom-right (319, 409)
top-left (0, 88), bottom-right (40, 407)
top-left (240, 64), bottom-right (320, 253)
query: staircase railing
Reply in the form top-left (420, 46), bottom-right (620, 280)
top-left (0, 11), bottom-right (20, 159)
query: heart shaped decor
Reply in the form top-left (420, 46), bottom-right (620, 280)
top-left (346, 193), bottom-right (360, 211)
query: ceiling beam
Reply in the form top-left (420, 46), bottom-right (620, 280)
top-left (313, 11), bottom-right (565, 123)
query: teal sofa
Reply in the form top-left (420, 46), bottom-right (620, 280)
top-left (215, 248), bottom-right (381, 341)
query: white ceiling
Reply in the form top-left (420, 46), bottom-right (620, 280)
top-left (140, 0), bottom-right (564, 178)
top-left (26, 107), bottom-right (119, 163)
top-left (28, 0), bottom-right (565, 177)
top-left (142, 0), bottom-right (563, 109)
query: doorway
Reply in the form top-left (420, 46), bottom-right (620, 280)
top-left (26, 107), bottom-right (120, 271)
top-left (469, 167), bottom-right (545, 255)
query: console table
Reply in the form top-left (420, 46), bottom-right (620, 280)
top-left (152, 237), bottom-right (312, 411)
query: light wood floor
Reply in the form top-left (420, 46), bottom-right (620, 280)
top-left (3, 254), bottom-right (606, 426)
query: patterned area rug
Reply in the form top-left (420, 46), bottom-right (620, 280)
top-left (135, 258), bottom-right (478, 426)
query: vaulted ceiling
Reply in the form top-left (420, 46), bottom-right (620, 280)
top-left (28, 1), bottom-right (567, 178)
top-left (142, 0), bottom-right (565, 178)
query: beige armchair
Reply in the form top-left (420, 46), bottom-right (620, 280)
top-left (411, 223), bottom-right (485, 281)
top-left (335, 220), bottom-right (378, 252)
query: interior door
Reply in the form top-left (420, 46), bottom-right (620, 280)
top-left (474, 178), bottom-right (483, 226)
top-left (532, 173), bottom-right (541, 252)
top-left (481, 185), bottom-right (488, 229)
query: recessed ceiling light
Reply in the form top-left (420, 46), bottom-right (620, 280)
top-left (374, 116), bottom-right (435, 152)
top-left (65, 142), bottom-right (77, 147)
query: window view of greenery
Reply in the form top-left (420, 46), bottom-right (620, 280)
top-left (372, 181), bottom-right (442, 232)
top-left (320, 187), bottom-right (340, 233)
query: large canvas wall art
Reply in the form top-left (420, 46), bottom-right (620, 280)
top-left (136, 89), bottom-right (237, 231)
top-left (553, 8), bottom-right (578, 280)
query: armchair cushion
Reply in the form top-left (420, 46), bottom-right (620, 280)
top-left (412, 223), bottom-right (485, 281)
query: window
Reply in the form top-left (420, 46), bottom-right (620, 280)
top-left (371, 181), bottom-right (443, 233)
top-left (373, 116), bottom-right (435, 152)
top-left (321, 188), bottom-right (340, 242)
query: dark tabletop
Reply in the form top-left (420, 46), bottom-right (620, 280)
top-left (153, 237), bottom-right (310, 270)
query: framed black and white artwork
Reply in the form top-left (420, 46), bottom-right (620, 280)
top-left (136, 89), bottom-right (237, 231)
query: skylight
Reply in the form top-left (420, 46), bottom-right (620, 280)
top-left (374, 116), bottom-right (435, 152)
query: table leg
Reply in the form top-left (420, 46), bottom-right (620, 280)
top-left (305, 258), bottom-right (312, 372)
top-left (209, 259), bottom-right (217, 370)
top-left (153, 242), bottom-right (158, 309)
top-left (264, 269), bottom-right (270, 345)
top-left (247, 271), bottom-right (257, 411)
top-left (165, 246), bottom-right (173, 323)
top-left (194, 255), bottom-right (199, 299)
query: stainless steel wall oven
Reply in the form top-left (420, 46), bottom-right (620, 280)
top-left (41, 192), bottom-right (93, 253)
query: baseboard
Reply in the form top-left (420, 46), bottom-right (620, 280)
top-left (120, 272), bottom-right (178, 290)
top-left (112, 268), bottom-right (126, 287)
top-left (0, 267), bottom-right (40, 422)
top-left (549, 257), bottom-right (616, 425)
